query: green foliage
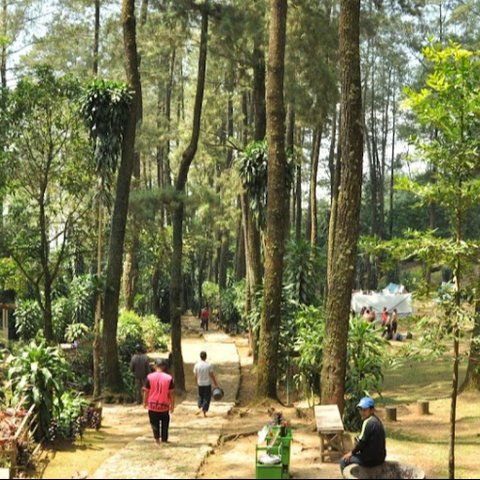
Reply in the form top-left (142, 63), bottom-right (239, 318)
top-left (65, 323), bottom-right (90, 344)
top-left (50, 391), bottom-right (88, 441)
top-left (402, 42), bottom-right (480, 228)
top-left (0, 257), bottom-right (24, 294)
top-left (238, 140), bottom-right (268, 229)
top-left (293, 305), bottom-right (325, 401)
top-left (202, 281), bottom-right (219, 308)
top-left (140, 315), bottom-right (169, 352)
top-left (7, 340), bottom-right (72, 439)
top-left (67, 274), bottom-right (96, 325)
top-left (277, 284), bottom-right (300, 383)
top-left (219, 281), bottom-right (243, 333)
top-left (80, 79), bottom-right (132, 195)
top-left (4, 67), bottom-right (95, 339)
top-left (117, 310), bottom-right (145, 364)
top-left (68, 331), bottom-right (94, 394)
top-left (51, 275), bottom-right (95, 342)
top-left (14, 299), bottom-right (43, 341)
top-left (344, 318), bottom-right (387, 431)
top-left (293, 309), bottom-right (386, 430)
top-left (284, 239), bottom-right (323, 305)
top-left (238, 140), bottom-right (294, 230)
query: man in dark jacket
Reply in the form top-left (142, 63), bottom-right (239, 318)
top-left (130, 344), bottom-right (151, 404)
top-left (340, 396), bottom-right (386, 474)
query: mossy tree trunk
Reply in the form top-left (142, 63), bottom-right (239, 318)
top-left (169, 6), bottom-right (208, 392)
top-left (256, 0), bottom-right (288, 400)
top-left (320, 0), bottom-right (363, 414)
top-left (102, 0), bottom-right (141, 392)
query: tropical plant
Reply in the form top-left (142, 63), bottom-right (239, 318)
top-left (343, 317), bottom-right (387, 431)
top-left (293, 305), bottom-right (325, 402)
top-left (14, 299), bottom-right (43, 341)
top-left (140, 315), bottom-right (169, 352)
top-left (284, 239), bottom-right (323, 306)
top-left (65, 323), bottom-right (90, 344)
top-left (117, 310), bottom-right (145, 363)
top-left (219, 282), bottom-right (242, 333)
top-left (202, 281), bottom-right (219, 309)
top-left (68, 331), bottom-right (94, 394)
top-left (238, 140), bottom-right (268, 229)
top-left (7, 340), bottom-right (72, 439)
top-left (50, 391), bottom-right (88, 441)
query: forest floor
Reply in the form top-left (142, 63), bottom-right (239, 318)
top-left (36, 315), bottom-right (480, 479)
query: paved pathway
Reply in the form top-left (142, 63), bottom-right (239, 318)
top-left (91, 316), bottom-right (240, 479)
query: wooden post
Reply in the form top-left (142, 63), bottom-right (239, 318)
top-left (417, 400), bottom-right (430, 415)
top-left (385, 406), bottom-right (397, 421)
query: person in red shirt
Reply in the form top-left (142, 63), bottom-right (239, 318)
top-left (143, 357), bottom-right (175, 445)
top-left (200, 306), bottom-right (209, 331)
top-left (381, 307), bottom-right (389, 326)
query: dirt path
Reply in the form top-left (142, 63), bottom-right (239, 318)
top-left (197, 339), bottom-right (342, 480)
top-left (40, 316), bottom-right (240, 479)
top-left (39, 316), bottom-right (479, 479)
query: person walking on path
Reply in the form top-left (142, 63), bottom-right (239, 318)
top-left (143, 358), bottom-right (175, 445)
top-left (193, 351), bottom-right (218, 417)
top-left (200, 305), bottom-right (209, 331)
top-left (390, 308), bottom-right (399, 335)
top-left (130, 344), bottom-right (151, 404)
top-left (340, 396), bottom-right (386, 474)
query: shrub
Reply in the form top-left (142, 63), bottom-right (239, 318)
top-left (202, 281), bottom-right (219, 309)
top-left (219, 285), bottom-right (242, 333)
top-left (14, 300), bottom-right (42, 341)
top-left (52, 296), bottom-right (71, 342)
top-left (140, 315), bottom-right (169, 352)
top-left (343, 317), bottom-right (387, 431)
top-left (50, 391), bottom-right (88, 441)
top-left (117, 310), bottom-right (145, 363)
top-left (68, 331), bottom-right (94, 393)
top-left (7, 340), bottom-right (72, 439)
top-left (293, 309), bottom-right (386, 429)
top-left (293, 305), bottom-right (325, 400)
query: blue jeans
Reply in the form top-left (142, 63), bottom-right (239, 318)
top-left (339, 454), bottom-right (363, 475)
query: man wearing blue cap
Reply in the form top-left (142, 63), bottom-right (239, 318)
top-left (340, 396), bottom-right (386, 474)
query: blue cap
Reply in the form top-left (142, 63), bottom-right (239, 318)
top-left (357, 396), bottom-right (375, 409)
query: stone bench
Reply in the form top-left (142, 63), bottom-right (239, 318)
top-left (343, 460), bottom-right (426, 479)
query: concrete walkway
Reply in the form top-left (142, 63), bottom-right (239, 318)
top-left (91, 316), bottom-right (240, 479)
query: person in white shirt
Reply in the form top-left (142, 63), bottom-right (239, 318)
top-left (193, 351), bottom-right (218, 417)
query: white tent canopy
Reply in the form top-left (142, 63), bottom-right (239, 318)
top-left (351, 291), bottom-right (413, 317)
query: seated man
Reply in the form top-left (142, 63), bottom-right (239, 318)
top-left (340, 396), bottom-right (386, 474)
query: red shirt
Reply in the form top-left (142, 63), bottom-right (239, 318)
top-left (144, 371), bottom-right (174, 412)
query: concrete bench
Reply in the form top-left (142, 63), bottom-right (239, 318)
top-left (314, 404), bottom-right (344, 462)
top-left (343, 460), bottom-right (426, 479)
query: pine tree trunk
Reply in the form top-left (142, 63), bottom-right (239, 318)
top-left (92, 0), bottom-right (100, 75)
top-left (320, 0), bottom-right (363, 414)
top-left (169, 7), bottom-right (208, 392)
top-left (309, 125), bottom-right (322, 249)
top-left (102, 0), bottom-right (140, 392)
top-left (256, 0), bottom-right (288, 400)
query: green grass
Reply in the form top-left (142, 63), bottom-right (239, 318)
top-left (373, 301), bottom-right (480, 479)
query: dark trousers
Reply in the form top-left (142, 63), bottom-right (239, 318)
top-left (148, 410), bottom-right (170, 441)
top-left (339, 454), bottom-right (363, 474)
top-left (135, 378), bottom-right (145, 404)
top-left (197, 385), bottom-right (212, 412)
